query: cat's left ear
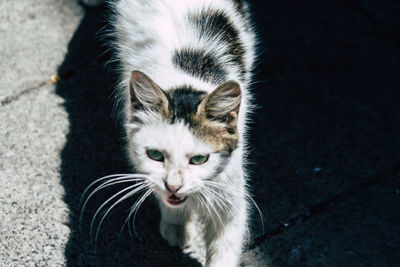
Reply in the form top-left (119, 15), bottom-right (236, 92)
top-left (129, 71), bottom-right (169, 113)
top-left (199, 81), bottom-right (241, 126)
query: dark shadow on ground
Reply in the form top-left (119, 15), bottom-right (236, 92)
top-left (55, 4), bottom-right (201, 266)
top-left (244, 0), bottom-right (400, 265)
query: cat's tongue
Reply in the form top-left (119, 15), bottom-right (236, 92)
top-left (167, 194), bottom-right (187, 206)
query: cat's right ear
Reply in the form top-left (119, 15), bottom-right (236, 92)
top-left (129, 71), bottom-right (169, 113)
top-left (198, 81), bottom-right (241, 126)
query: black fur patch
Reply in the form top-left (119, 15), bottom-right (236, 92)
top-left (172, 48), bottom-right (227, 84)
top-left (189, 9), bottom-right (246, 77)
top-left (165, 86), bottom-right (206, 125)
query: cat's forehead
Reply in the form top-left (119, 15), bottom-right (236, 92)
top-left (164, 85), bottom-right (206, 126)
top-left (137, 120), bottom-right (210, 153)
top-left (129, 84), bottom-right (239, 154)
top-left (163, 86), bottom-right (239, 154)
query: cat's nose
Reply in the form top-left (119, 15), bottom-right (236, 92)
top-left (165, 182), bottom-right (182, 193)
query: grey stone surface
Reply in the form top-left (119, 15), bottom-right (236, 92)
top-left (0, 0), bottom-right (399, 266)
top-left (0, 86), bottom-right (70, 265)
top-left (0, 0), bottom-right (83, 100)
top-left (0, 0), bottom-right (82, 265)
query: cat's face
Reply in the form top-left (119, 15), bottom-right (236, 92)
top-left (127, 71), bottom-right (241, 207)
top-left (130, 121), bottom-right (230, 206)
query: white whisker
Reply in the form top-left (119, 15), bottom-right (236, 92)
top-left (126, 188), bottom-right (154, 240)
top-left (198, 190), bottom-right (224, 231)
top-left (203, 181), bottom-right (241, 197)
top-left (246, 194), bottom-right (265, 235)
top-left (80, 173), bottom-right (149, 204)
top-left (94, 183), bottom-right (150, 249)
top-left (80, 178), bottom-right (146, 226)
top-left (193, 193), bottom-right (217, 229)
top-left (201, 186), bottom-right (237, 215)
top-left (118, 187), bottom-right (151, 239)
top-left (203, 181), bottom-right (265, 234)
top-left (90, 183), bottom-right (148, 246)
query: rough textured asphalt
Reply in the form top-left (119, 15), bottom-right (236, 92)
top-left (0, 0), bottom-right (399, 266)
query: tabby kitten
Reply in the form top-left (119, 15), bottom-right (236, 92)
top-left (81, 0), bottom-right (257, 266)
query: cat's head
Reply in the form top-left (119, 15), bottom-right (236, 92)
top-left (126, 71), bottom-right (241, 207)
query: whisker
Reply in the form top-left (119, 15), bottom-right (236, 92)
top-left (246, 194), bottom-right (265, 235)
top-left (198, 190), bottom-right (224, 231)
top-left (94, 183), bottom-right (150, 249)
top-left (126, 188), bottom-right (154, 241)
top-left (202, 182), bottom-right (240, 211)
top-left (89, 183), bottom-right (147, 245)
top-left (80, 173), bottom-right (149, 205)
top-left (203, 186), bottom-right (237, 216)
top-left (193, 194), bottom-right (215, 228)
top-left (203, 181), bottom-right (265, 234)
top-left (80, 178), bottom-right (146, 227)
top-left (80, 177), bottom-right (145, 211)
top-left (203, 180), bottom-right (239, 195)
top-left (118, 189), bottom-right (148, 240)
top-left (203, 181), bottom-right (241, 196)
top-left (201, 186), bottom-right (226, 209)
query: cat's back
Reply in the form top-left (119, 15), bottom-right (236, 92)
top-left (113, 0), bottom-right (256, 93)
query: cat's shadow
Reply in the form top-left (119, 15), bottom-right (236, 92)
top-left (56, 4), bottom-right (202, 266)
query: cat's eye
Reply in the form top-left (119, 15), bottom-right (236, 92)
top-left (189, 154), bottom-right (209, 165)
top-left (147, 149), bottom-right (164, 162)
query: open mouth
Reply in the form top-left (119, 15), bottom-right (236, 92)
top-left (166, 194), bottom-right (187, 206)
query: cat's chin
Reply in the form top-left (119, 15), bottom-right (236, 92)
top-left (165, 194), bottom-right (187, 207)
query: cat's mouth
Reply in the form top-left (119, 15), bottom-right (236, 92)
top-left (166, 194), bottom-right (187, 206)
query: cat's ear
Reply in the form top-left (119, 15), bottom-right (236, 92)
top-left (200, 81), bottom-right (241, 125)
top-left (129, 71), bottom-right (169, 113)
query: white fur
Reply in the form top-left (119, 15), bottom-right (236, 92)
top-left (109, 0), bottom-right (257, 266)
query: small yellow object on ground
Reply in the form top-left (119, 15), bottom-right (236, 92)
top-left (50, 74), bottom-right (60, 84)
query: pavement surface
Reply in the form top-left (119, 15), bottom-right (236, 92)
top-left (0, 0), bottom-right (399, 266)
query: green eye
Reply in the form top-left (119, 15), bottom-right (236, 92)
top-left (189, 154), bottom-right (209, 165)
top-left (146, 149), bottom-right (164, 162)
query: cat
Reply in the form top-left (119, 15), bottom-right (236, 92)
top-left (80, 0), bottom-right (258, 266)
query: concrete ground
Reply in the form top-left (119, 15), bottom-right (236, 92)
top-left (0, 0), bottom-right (399, 266)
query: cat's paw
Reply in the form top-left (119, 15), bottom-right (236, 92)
top-left (80, 0), bottom-right (104, 6)
top-left (159, 222), bottom-right (184, 247)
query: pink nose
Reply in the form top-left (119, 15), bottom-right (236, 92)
top-left (165, 182), bottom-right (182, 193)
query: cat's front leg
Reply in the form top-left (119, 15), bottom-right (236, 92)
top-left (205, 206), bottom-right (247, 267)
top-left (159, 203), bottom-right (188, 247)
top-left (159, 221), bottom-right (184, 247)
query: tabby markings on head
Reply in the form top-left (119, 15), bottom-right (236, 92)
top-left (166, 85), bottom-right (239, 154)
top-left (165, 85), bottom-right (207, 126)
top-left (129, 71), bottom-right (241, 154)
